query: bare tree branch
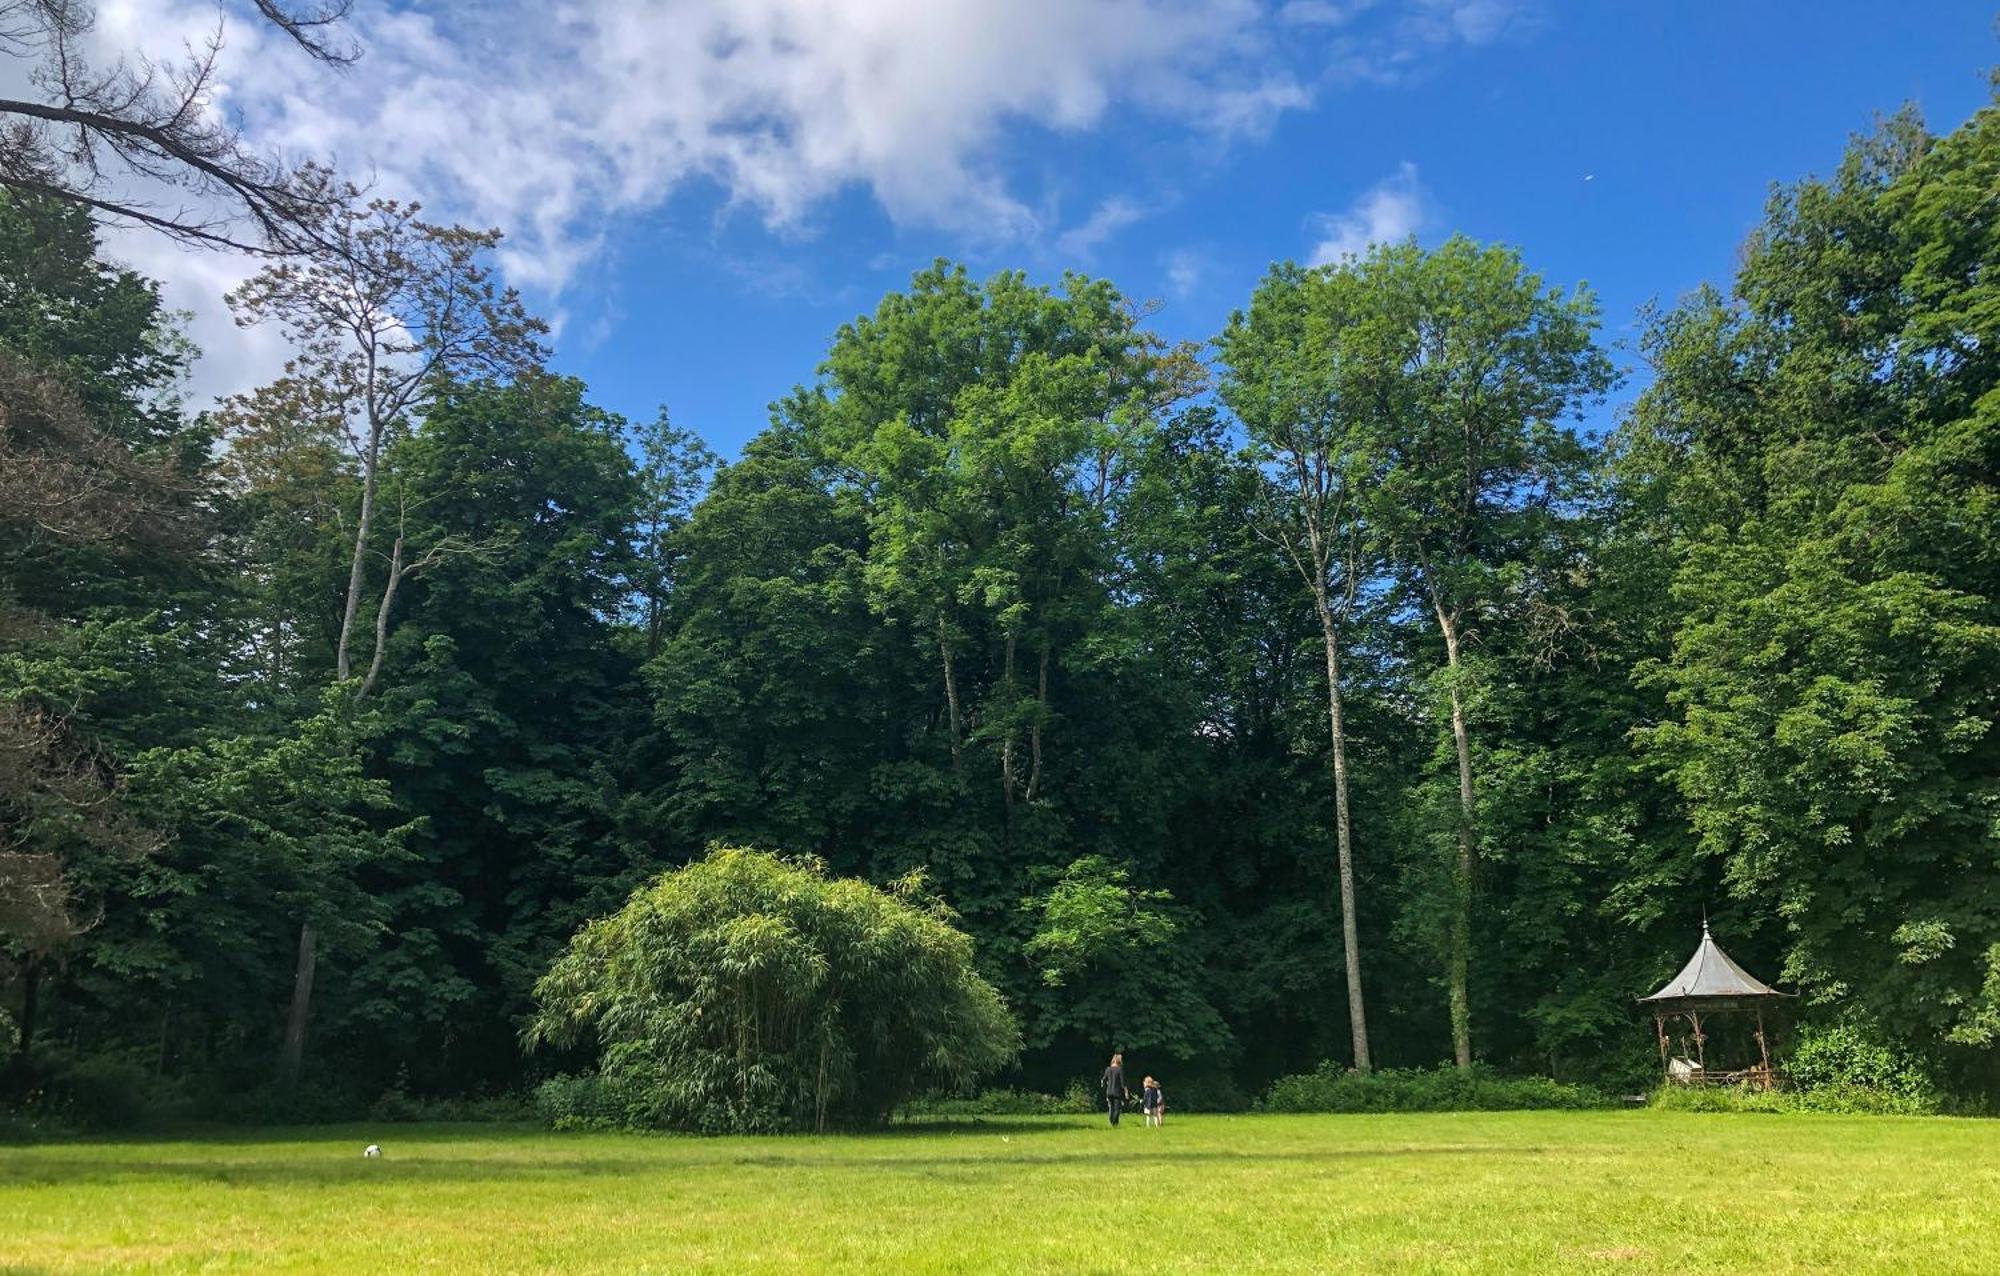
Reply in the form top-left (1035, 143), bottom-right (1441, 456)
top-left (0, 0), bottom-right (358, 252)
top-left (252, 0), bottom-right (358, 65)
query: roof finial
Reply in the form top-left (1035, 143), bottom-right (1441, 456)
top-left (1702, 906), bottom-right (1710, 938)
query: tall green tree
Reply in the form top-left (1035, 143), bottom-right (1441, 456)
top-left (1356, 237), bottom-right (1614, 1067)
top-left (226, 196), bottom-right (547, 696)
top-left (0, 194), bottom-right (215, 1080)
top-left (350, 375), bottom-right (645, 1092)
top-left (1626, 101), bottom-right (2000, 1082)
top-left (1219, 262), bottom-right (1379, 1072)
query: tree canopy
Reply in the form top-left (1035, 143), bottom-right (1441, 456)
top-left (3, 83), bottom-right (1998, 1117)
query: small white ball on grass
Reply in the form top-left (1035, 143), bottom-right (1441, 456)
top-left (363, 1144), bottom-right (381, 1158)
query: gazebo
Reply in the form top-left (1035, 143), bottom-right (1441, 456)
top-left (1639, 923), bottom-right (1790, 1089)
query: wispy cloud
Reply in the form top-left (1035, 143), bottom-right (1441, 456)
top-left (1163, 248), bottom-right (1204, 298)
top-left (1279, 0), bottom-right (1376, 29)
top-left (1054, 197), bottom-right (1148, 261)
top-left (1405, 0), bottom-right (1526, 46)
top-left (1307, 162), bottom-right (1427, 265)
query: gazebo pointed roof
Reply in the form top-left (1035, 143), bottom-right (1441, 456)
top-left (1640, 923), bottom-right (1784, 1003)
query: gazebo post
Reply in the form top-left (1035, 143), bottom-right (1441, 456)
top-left (1755, 1005), bottom-right (1773, 1088)
top-left (1690, 1010), bottom-right (1706, 1072)
top-left (1654, 1014), bottom-right (1668, 1071)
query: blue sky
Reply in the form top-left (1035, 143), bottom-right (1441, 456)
top-left (537, 3), bottom-right (1995, 458)
top-left (99, 2), bottom-right (1996, 456)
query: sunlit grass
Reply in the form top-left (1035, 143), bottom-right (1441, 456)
top-left (3, 1111), bottom-right (1997, 1273)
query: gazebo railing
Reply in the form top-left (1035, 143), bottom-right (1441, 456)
top-left (1664, 1056), bottom-right (1778, 1090)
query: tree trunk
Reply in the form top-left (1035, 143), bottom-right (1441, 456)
top-left (1026, 643), bottom-right (1048, 801)
top-left (356, 534), bottom-right (404, 701)
top-left (11, 953), bottom-right (38, 1077)
top-left (937, 613), bottom-right (963, 774)
top-left (645, 593), bottom-right (665, 659)
top-left (1313, 586), bottom-right (1372, 1073)
top-left (815, 1030), bottom-right (830, 1134)
top-left (1437, 603), bottom-right (1476, 1070)
top-left (1000, 633), bottom-right (1018, 811)
top-left (280, 921), bottom-right (317, 1088)
top-left (334, 412), bottom-right (384, 682)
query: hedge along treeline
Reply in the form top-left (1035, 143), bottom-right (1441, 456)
top-left (1259, 1064), bottom-right (1613, 1115)
top-left (3, 88), bottom-right (1998, 1116)
top-left (527, 849), bottom-right (1017, 1133)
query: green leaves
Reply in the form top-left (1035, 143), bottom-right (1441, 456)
top-left (1021, 855), bottom-right (1177, 987)
top-left (528, 848), bottom-right (1018, 1131)
top-left (1627, 96), bottom-right (2000, 1067)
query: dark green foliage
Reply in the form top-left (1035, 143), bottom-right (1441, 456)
top-left (352, 375), bottom-right (646, 1093)
top-left (1786, 1018), bottom-right (1940, 1111)
top-left (1020, 856), bottom-right (1232, 1063)
top-left (532, 1072), bottom-right (629, 1131)
top-left (367, 1085), bottom-right (534, 1125)
top-left (1260, 1062), bottom-right (1613, 1114)
top-left (33, 1054), bottom-right (158, 1130)
top-left (1623, 102), bottom-right (2000, 1086)
top-left (527, 848), bottom-right (1019, 1132)
top-left (905, 1087), bottom-right (1080, 1117)
top-left (6, 87), bottom-right (2000, 1123)
top-left (1648, 1083), bottom-right (1936, 1116)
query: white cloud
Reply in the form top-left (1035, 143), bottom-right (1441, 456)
top-left (1163, 248), bottom-right (1203, 298)
top-left (1054, 198), bottom-right (1147, 261)
top-left (1407, 0), bottom-right (1523, 46)
top-left (1307, 162), bottom-right (1427, 266)
top-left (223, 0), bottom-right (1305, 287)
top-left (1279, 0), bottom-right (1377, 28)
top-left (33, 1), bottom-right (1521, 402)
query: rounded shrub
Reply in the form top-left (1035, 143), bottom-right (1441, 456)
top-left (1786, 1017), bottom-right (1938, 1113)
top-left (533, 1073), bottom-right (627, 1131)
top-left (45, 1055), bottom-right (155, 1130)
top-left (527, 848), bottom-right (1020, 1133)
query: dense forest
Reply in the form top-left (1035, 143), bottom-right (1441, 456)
top-left (3, 90), bottom-right (1996, 1118)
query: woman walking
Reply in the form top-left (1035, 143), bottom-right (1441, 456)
top-left (1101, 1053), bottom-right (1129, 1126)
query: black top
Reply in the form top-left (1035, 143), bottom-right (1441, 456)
top-left (1143, 1084), bottom-right (1161, 1107)
top-left (1102, 1064), bottom-right (1126, 1096)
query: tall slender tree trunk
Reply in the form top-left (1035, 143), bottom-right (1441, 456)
top-left (280, 922), bottom-right (317, 1088)
top-left (645, 594), bottom-right (665, 659)
top-left (1000, 633), bottom-right (1018, 812)
top-left (1436, 602), bottom-right (1476, 1070)
top-left (334, 365), bottom-right (383, 682)
top-left (1313, 585), bottom-right (1372, 1073)
top-left (356, 535), bottom-right (405, 701)
top-left (937, 612), bottom-right (964, 774)
top-left (1026, 643), bottom-right (1048, 801)
top-left (11, 953), bottom-right (39, 1077)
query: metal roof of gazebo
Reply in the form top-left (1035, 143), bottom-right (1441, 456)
top-left (1639, 922), bottom-right (1788, 1011)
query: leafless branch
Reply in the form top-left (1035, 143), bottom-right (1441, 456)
top-left (0, 0), bottom-right (358, 253)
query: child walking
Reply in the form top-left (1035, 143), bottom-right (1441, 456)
top-left (1141, 1076), bottom-right (1165, 1127)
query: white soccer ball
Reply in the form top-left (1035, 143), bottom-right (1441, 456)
top-left (363, 1144), bottom-right (381, 1158)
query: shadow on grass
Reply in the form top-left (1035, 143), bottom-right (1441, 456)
top-left (5, 1115), bottom-right (1083, 1154)
top-left (871, 1117), bottom-right (1083, 1138)
top-left (0, 1142), bottom-right (1511, 1190)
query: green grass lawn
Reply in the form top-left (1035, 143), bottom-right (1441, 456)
top-left (3, 1111), bottom-right (1997, 1273)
